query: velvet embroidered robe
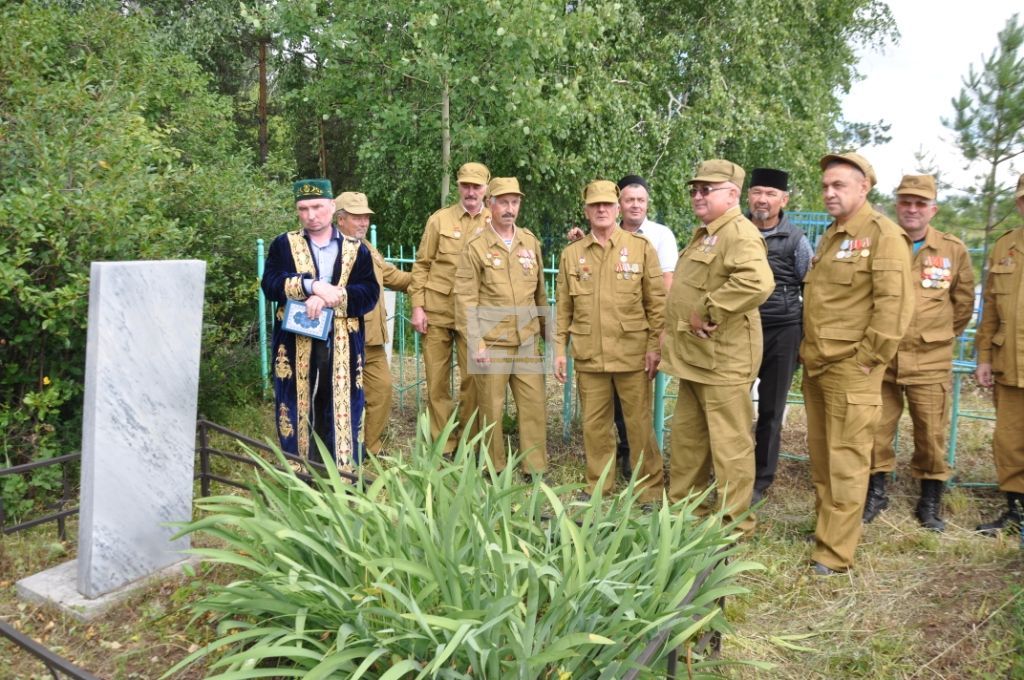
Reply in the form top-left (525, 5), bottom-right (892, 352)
top-left (261, 228), bottom-right (380, 466)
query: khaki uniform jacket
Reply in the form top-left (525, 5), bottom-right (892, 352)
top-left (886, 225), bottom-right (974, 384)
top-left (455, 226), bottom-right (547, 348)
top-left (977, 227), bottom-right (1024, 387)
top-left (554, 227), bottom-right (666, 372)
top-left (661, 206), bottom-right (775, 385)
top-left (801, 201), bottom-right (914, 376)
top-left (363, 240), bottom-right (413, 347)
top-left (409, 202), bottom-right (492, 329)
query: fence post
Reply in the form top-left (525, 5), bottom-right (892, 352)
top-left (653, 371), bottom-right (667, 449)
top-left (257, 238), bottom-right (268, 394)
top-left (199, 420), bottom-right (211, 498)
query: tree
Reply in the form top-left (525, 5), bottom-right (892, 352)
top-left (945, 13), bottom-right (1024, 264)
top-left (267, 0), bottom-right (895, 247)
top-left (0, 0), bottom-right (288, 473)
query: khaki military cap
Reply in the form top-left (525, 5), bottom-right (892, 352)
top-left (1016, 173), bottom-right (1024, 199)
top-left (688, 159), bottom-right (745, 187)
top-left (895, 174), bottom-right (936, 201)
top-left (487, 177), bottom-right (524, 198)
top-left (820, 152), bottom-right (877, 187)
top-left (336, 191), bottom-right (374, 215)
top-left (457, 162), bottom-right (490, 186)
top-left (582, 179), bottom-right (619, 204)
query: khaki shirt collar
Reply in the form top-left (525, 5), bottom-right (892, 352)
top-left (485, 224), bottom-right (519, 251)
top-left (917, 224), bottom-right (943, 253)
top-left (582, 225), bottom-right (622, 251)
top-left (702, 205), bottom-right (742, 235)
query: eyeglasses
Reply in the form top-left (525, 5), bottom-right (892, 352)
top-left (688, 186), bottom-right (730, 197)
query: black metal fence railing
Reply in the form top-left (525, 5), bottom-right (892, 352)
top-left (0, 620), bottom-right (102, 680)
top-left (194, 419), bottom-right (362, 495)
top-left (0, 452), bottom-right (79, 540)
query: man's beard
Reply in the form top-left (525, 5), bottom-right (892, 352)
top-left (752, 209), bottom-right (771, 222)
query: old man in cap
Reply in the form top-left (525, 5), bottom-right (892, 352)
top-left (409, 162), bottom-right (492, 451)
top-left (261, 179), bottom-right (381, 468)
top-left (801, 153), bottom-right (912, 574)
top-left (456, 177), bottom-right (548, 477)
top-left (334, 192), bottom-right (413, 460)
top-left (746, 168), bottom-right (813, 503)
top-left (554, 179), bottom-right (666, 502)
top-left (864, 175), bottom-right (973, 531)
top-left (661, 160), bottom-right (774, 536)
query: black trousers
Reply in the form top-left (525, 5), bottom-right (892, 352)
top-left (754, 323), bottom-right (802, 492)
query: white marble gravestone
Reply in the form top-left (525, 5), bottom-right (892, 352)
top-left (75, 260), bottom-right (206, 598)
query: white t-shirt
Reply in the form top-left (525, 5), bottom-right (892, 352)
top-left (633, 219), bottom-right (679, 275)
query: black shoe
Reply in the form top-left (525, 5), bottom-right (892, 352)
top-left (751, 488), bottom-right (765, 505)
top-left (811, 562), bottom-right (838, 576)
top-left (976, 492), bottom-right (1024, 536)
top-left (576, 491), bottom-right (593, 502)
top-left (862, 472), bottom-right (889, 524)
top-left (915, 479), bottom-right (946, 532)
top-left (617, 448), bottom-right (632, 480)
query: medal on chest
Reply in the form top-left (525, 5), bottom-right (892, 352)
top-left (835, 237), bottom-right (871, 259)
top-left (698, 234), bottom-right (718, 253)
top-left (518, 248), bottom-right (536, 273)
top-left (615, 246), bottom-right (639, 279)
top-left (920, 255), bottom-right (952, 289)
top-left (578, 256), bottom-right (591, 281)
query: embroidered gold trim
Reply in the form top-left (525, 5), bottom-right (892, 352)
top-left (278, 403), bottom-right (294, 438)
top-left (274, 344), bottom-right (293, 380)
top-left (286, 230), bottom-right (317, 460)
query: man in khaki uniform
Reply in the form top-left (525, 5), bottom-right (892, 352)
top-left (661, 160), bottom-right (775, 536)
top-left (866, 175), bottom-right (974, 531)
top-left (410, 162), bottom-right (492, 452)
top-left (554, 180), bottom-right (666, 501)
top-left (455, 177), bottom-right (548, 475)
top-left (334, 192), bottom-right (413, 458)
top-left (801, 152), bottom-right (913, 574)
top-left (975, 173), bottom-right (1024, 535)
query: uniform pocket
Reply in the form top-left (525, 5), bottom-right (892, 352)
top-left (676, 321), bottom-right (716, 370)
top-left (569, 321), bottom-right (594, 360)
top-left (841, 391), bottom-right (882, 444)
top-left (680, 250), bottom-right (716, 289)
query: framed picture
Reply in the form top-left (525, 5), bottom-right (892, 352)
top-left (282, 299), bottom-right (333, 341)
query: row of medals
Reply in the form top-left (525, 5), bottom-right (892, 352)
top-left (489, 249), bottom-right (536, 270)
top-left (615, 247), bottom-right (639, 279)
top-left (921, 256), bottom-right (952, 289)
top-left (835, 237), bottom-right (871, 259)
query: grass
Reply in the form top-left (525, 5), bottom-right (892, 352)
top-left (1, 376), bottom-right (1021, 678)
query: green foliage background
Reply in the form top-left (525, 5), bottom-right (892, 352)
top-left (1, 0), bottom-right (902, 516)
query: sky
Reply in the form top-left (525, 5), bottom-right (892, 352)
top-left (842, 0), bottom-right (1022, 195)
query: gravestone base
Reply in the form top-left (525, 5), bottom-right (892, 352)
top-left (16, 555), bottom-right (202, 622)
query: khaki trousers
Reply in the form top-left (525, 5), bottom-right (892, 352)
top-left (994, 383), bottom-right (1024, 493)
top-left (669, 379), bottom-right (756, 535)
top-left (475, 343), bottom-right (547, 474)
top-left (803, 358), bottom-right (884, 571)
top-left (362, 345), bottom-right (391, 456)
top-left (871, 380), bottom-right (951, 480)
top-left (422, 325), bottom-right (477, 452)
top-left (577, 370), bottom-right (664, 502)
